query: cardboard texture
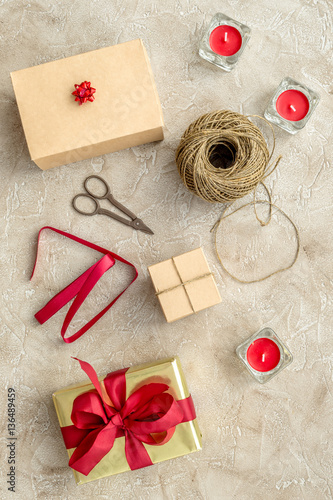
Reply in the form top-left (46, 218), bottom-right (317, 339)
top-left (148, 248), bottom-right (222, 322)
top-left (11, 39), bottom-right (164, 170)
top-left (53, 357), bottom-right (202, 485)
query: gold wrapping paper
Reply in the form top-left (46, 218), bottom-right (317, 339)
top-left (11, 39), bottom-right (164, 170)
top-left (148, 248), bottom-right (222, 322)
top-left (53, 357), bottom-right (202, 485)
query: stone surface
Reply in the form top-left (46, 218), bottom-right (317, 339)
top-left (1, 1), bottom-right (333, 499)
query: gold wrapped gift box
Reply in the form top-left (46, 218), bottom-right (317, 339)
top-left (11, 39), bottom-right (164, 170)
top-left (148, 248), bottom-right (222, 322)
top-left (53, 357), bottom-right (202, 485)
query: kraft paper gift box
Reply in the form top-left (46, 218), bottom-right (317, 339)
top-left (10, 39), bottom-right (164, 170)
top-left (148, 248), bottom-right (222, 323)
top-left (53, 357), bottom-right (202, 485)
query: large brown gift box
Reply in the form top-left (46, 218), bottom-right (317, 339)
top-left (148, 248), bottom-right (222, 323)
top-left (10, 39), bottom-right (164, 170)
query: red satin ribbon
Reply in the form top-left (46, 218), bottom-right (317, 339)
top-left (30, 227), bottom-right (138, 343)
top-left (61, 359), bottom-right (196, 475)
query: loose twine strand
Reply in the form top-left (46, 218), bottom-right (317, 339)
top-left (175, 110), bottom-right (300, 284)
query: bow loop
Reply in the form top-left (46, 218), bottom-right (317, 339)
top-left (120, 383), bottom-right (169, 418)
top-left (71, 391), bottom-right (108, 429)
top-left (126, 394), bottom-right (183, 436)
top-left (103, 368), bottom-right (128, 410)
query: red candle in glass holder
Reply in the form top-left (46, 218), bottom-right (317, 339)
top-left (276, 89), bottom-right (309, 121)
top-left (209, 25), bottom-right (242, 56)
top-left (246, 338), bottom-right (281, 372)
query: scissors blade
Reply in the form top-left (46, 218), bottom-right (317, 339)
top-left (131, 218), bottom-right (154, 234)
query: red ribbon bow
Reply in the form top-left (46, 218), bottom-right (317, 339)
top-left (61, 359), bottom-right (196, 475)
top-left (72, 81), bottom-right (96, 105)
top-left (31, 227), bottom-right (138, 343)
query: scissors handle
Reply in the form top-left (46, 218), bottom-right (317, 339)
top-left (84, 175), bottom-right (110, 199)
top-left (72, 194), bottom-right (100, 215)
top-left (84, 175), bottom-right (137, 221)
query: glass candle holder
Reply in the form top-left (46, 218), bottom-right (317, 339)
top-left (264, 77), bottom-right (320, 134)
top-left (199, 13), bottom-right (251, 71)
top-left (236, 327), bottom-right (293, 384)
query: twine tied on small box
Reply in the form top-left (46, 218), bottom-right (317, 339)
top-left (155, 257), bottom-right (213, 313)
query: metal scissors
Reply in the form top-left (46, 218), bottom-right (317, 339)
top-left (72, 175), bottom-right (154, 234)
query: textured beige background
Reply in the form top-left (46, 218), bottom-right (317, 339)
top-left (1, 1), bottom-right (333, 499)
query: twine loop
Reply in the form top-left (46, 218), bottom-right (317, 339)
top-left (212, 200), bottom-right (300, 284)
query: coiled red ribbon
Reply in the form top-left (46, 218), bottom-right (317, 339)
top-left (61, 359), bottom-right (196, 475)
top-left (30, 227), bottom-right (138, 343)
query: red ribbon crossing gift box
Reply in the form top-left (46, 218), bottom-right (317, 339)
top-left (53, 357), bottom-right (202, 484)
top-left (10, 39), bottom-right (164, 170)
top-left (148, 248), bottom-right (222, 322)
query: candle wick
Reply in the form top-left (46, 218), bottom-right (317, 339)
top-left (262, 354), bottom-right (265, 362)
top-left (224, 33), bottom-right (228, 42)
top-left (290, 105), bottom-right (296, 112)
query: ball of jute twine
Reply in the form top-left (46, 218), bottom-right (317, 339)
top-left (175, 110), bottom-right (300, 283)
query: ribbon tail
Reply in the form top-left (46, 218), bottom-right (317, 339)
top-left (61, 254), bottom-right (115, 343)
top-left (35, 261), bottom-right (100, 325)
top-left (69, 424), bottom-right (118, 476)
top-left (61, 425), bottom-right (91, 449)
top-left (125, 430), bottom-right (153, 471)
top-left (72, 358), bottom-right (113, 410)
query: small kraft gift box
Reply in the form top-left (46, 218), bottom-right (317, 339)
top-left (10, 39), bottom-right (164, 170)
top-left (148, 248), bottom-right (222, 323)
top-left (53, 357), bottom-right (202, 484)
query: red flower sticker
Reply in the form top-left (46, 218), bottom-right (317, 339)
top-left (72, 81), bottom-right (96, 105)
